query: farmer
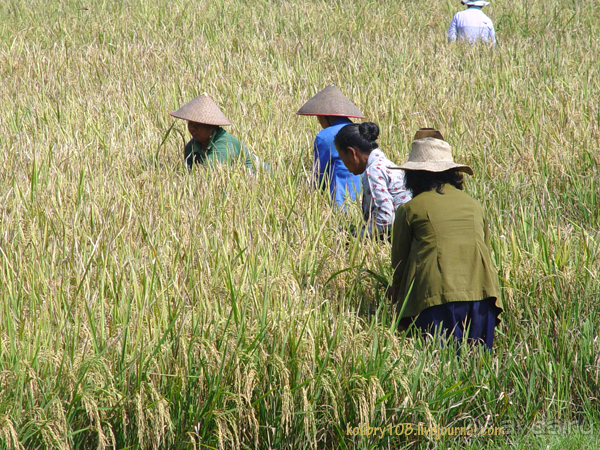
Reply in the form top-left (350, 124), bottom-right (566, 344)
top-left (334, 121), bottom-right (410, 238)
top-left (387, 129), bottom-right (502, 349)
top-left (170, 93), bottom-right (254, 170)
top-left (447, 0), bottom-right (496, 44)
top-left (296, 85), bottom-right (363, 209)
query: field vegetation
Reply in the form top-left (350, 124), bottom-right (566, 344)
top-left (1, 0), bottom-right (599, 448)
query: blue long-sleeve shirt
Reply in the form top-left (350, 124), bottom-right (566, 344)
top-left (447, 7), bottom-right (496, 44)
top-left (313, 117), bottom-right (362, 207)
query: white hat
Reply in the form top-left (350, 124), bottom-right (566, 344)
top-left (390, 137), bottom-right (473, 175)
top-left (170, 93), bottom-right (233, 126)
top-left (462, 0), bottom-right (490, 7)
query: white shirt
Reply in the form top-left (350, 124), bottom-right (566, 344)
top-left (361, 149), bottom-right (411, 236)
top-left (447, 7), bottom-right (496, 44)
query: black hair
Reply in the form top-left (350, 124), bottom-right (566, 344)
top-left (404, 169), bottom-right (465, 197)
top-left (334, 122), bottom-right (380, 154)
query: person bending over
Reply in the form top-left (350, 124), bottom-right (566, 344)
top-left (170, 93), bottom-right (254, 170)
top-left (296, 85), bottom-right (363, 209)
top-left (334, 122), bottom-right (410, 238)
top-left (388, 129), bottom-right (502, 349)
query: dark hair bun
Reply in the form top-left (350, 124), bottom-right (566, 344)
top-left (358, 122), bottom-right (379, 143)
top-left (334, 121), bottom-right (380, 154)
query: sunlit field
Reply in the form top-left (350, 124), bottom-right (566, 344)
top-left (1, 0), bottom-right (599, 448)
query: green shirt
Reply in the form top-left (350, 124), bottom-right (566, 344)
top-left (391, 185), bottom-right (502, 318)
top-left (184, 127), bottom-right (253, 169)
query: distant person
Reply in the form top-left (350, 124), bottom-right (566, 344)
top-left (334, 122), bottom-right (410, 238)
top-left (447, 0), bottom-right (496, 44)
top-left (387, 129), bottom-right (502, 349)
top-left (170, 93), bottom-right (254, 170)
top-left (297, 85), bottom-right (363, 209)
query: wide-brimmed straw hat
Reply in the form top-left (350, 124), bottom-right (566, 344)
top-left (462, 0), bottom-right (490, 7)
top-left (170, 93), bottom-right (233, 126)
top-left (390, 129), bottom-right (473, 175)
top-left (296, 85), bottom-right (365, 118)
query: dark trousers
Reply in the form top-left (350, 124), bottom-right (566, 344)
top-left (413, 298), bottom-right (500, 349)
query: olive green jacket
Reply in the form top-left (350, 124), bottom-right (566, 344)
top-left (391, 185), bottom-right (502, 318)
top-left (184, 127), bottom-right (253, 169)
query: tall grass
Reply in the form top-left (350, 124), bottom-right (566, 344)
top-left (1, 0), bottom-right (599, 448)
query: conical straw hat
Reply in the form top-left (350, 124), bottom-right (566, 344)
top-left (390, 136), bottom-right (473, 175)
top-left (170, 93), bottom-right (233, 126)
top-left (296, 85), bottom-right (365, 118)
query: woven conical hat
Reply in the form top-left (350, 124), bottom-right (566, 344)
top-left (296, 85), bottom-right (365, 118)
top-left (170, 93), bottom-right (233, 126)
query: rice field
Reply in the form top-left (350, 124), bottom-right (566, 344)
top-left (0, 0), bottom-right (599, 448)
